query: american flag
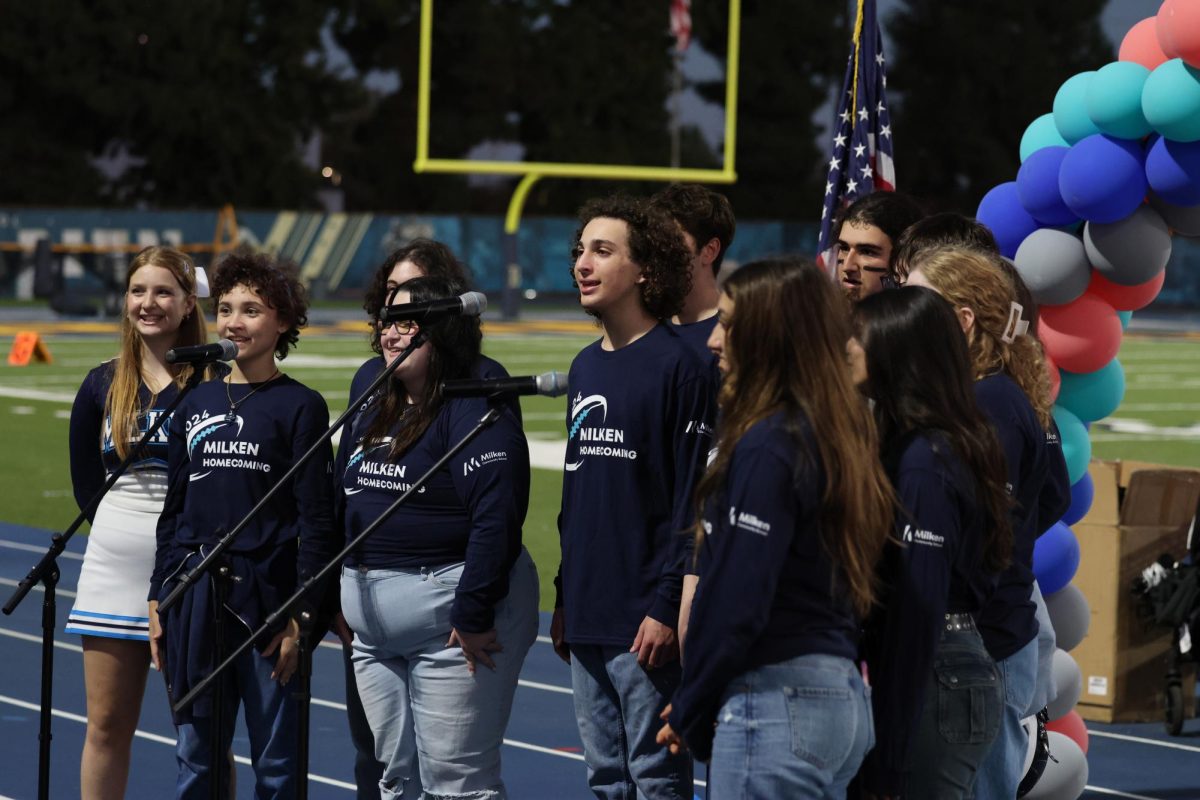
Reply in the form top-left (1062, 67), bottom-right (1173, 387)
top-left (817, 0), bottom-right (895, 269)
top-left (670, 0), bottom-right (692, 53)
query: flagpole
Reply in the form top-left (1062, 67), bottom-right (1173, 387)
top-left (670, 49), bottom-right (683, 169)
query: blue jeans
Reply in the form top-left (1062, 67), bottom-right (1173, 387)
top-left (341, 549), bottom-right (539, 800)
top-left (906, 626), bottom-right (1003, 799)
top-left (174, 636), bottom-right (298, 799)
top-left (1029, 580), bottom-right (1057, 715)
top-left (973, 636), bottom-right (1039, 800)
top-left (708, 654), bottom-right (873, 800)
top-left (343, 641), bottom-right (385, 800)
top-left (569, 644), bottom-right (692, 800)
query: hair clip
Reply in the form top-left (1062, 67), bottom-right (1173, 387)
top-left (1001, 301), bottom-right (1028, 343)
top-left (194, 266), bottom-right (211, 298)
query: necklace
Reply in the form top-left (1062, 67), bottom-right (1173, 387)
top-left (224, 370), bottom-right (280, 422)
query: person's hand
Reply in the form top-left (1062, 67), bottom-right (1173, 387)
top-left (332, 612), bottom-right (353, 648)
top-left (263, 617), bottom-right (301, 685)
top-left (656, 704), bottom-right (687, 755)
top-left (678, 575), bottom-right (699, 664)
top-left (550, 607), bottom-right (570, 664)
top-left (447, 627), bottom-right (503, 674)
top-left (148, 600), bottom-right (163, 672)
top-left (631, 616), bottom-right (678, 668)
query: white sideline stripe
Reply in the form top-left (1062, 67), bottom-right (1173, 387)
top-left (0, 576), bottom-right (78, 598)
top-left (1088, 729), bottom-right (1200, 754)
top-left (0, 386), bottom-right (75, 403)
top-left (0, 694), bottom-right (356, 791)
top-left (0, 626), bottom-right (575, 697)
top-left (1082, 787), bottom-right (1161, 800)
top-left (0, 539), bottom-right (85, 561)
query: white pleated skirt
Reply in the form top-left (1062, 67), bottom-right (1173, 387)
top-left (64, 472), bottom-right (167, 641)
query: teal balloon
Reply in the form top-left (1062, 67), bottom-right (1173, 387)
top-left (1087, 62), bottom-right (1153, 139)
top-left (1054, 72), bottom-right (1102, 144)
top-left (1021, 114), bottom-right (1070, 162)
top-left (1053, 405), bottom-right (1092, 484)
top-left (1118, 310), bottom-right (1133, 329)
top-left (1142, 59), bottom-right (1200, 142)
top-left (1057, 359), bottom-right (1127, 423)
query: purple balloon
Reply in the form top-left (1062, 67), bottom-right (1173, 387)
top-left (1146, 136), bottom-right (1200, 206)
top-left (1034, 521), bottom-right (1081, 596)
top-left (1062, 472), bottom-right (1094, 526)
top-left (977, 182), bottom-right (1042, 258)
top-left (1059, 134), bottom-right (1148, 224)
top-left (1018, 146), bottom-right (1080, 226)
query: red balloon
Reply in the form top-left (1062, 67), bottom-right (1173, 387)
top-left (1047, 709), bottom-right (1090, 754)
top-left (1046, 352), bottom-right (1061, 403)
top-left (1039, 293), bottom-right (1123, 374)
top-left (1121, 17), bottom-right (1170, 69)
top-left (1157, 0), bottom-right (1200, 67)
top-left (1087, 268), bottom-right (1166, 311)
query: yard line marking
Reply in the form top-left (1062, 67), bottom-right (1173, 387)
top-left (0, 539), bottom-right (85, 561)
top-left (0, 694), bottom-right (357, 790)
top-left (1093, 419), bottom-right (1200, 438)
top-left (1082, 787), bottom-right (1163, 800)
top-left (0, 386), bottom-right (74, 403)
top-left (0, 627), bottom-right (84, 653)
top-left (0, 578), bottom-right (78, 598)
top-left (1119, 403), bottom-right (1200, 411)
top-left (1089, 729), bottom-right (1200, 754)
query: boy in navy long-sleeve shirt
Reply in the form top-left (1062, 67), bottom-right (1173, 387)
top-left (553, 194), bottom-right (714, 800)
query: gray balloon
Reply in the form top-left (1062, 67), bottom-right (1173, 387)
top-left (1047, 648), bottom-right (1083, 721)
top-left (1084, 206), bottom-right (1172, 286)
top-left (1025, 732), bottom-right (1089, 800)
top-left (1149, 192), bottom-right (1200, 238)
top-left (1014, 229), bottom-right (1092, 306)
top-left (1046, 584), bottom-right (1091, 652)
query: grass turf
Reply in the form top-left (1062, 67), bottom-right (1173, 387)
top-left (1, 329), bottom-right (1196, 610)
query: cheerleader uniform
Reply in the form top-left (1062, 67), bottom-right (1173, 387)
top-left (65, 361), bottom-right (211, 641)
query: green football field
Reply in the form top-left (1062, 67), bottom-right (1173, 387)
top-left (1, 328), bottom-right (1197, 610)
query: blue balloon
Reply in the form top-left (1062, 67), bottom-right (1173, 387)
top-left (1142, 59), bottom-right (1200, 143)
top-left (1145, 135), bottom-right (1200, 206)
top-left (1017, 147), bottom-right (1080, 226)
top-left (1059, 135), bottom-right (1148, 224)
top-left (1021, 114), bottom-right (1070, 162)
top-left (1063, 472), bottom-right (1095, 527)
top-left (1054, 72), bottom-right (1102, 144)
top-left (1057, 359), bottom-right (1127, 423)
top-left (1087, 61), bottom-right (1153, 140)
top-left (1053, 405), bottom-right (1092, 484)
top-left (976, 182), bottom-right (1041, 259)
top-left (1034, 521), bottom-right (1082, 596)
top-left (1118, 310), bottom-right (1133, 329)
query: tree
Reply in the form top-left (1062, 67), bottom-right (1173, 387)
top-left (885, 0), bottom-right (1113, 213)
top-left (0, 1), bottom-right (364, 208)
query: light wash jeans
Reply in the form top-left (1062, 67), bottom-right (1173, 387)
top-left (708, 654), bottom-right (873, 800)
top-left (906, 626), bottom-right (1003, 799)
top-left (341, 549), bottom-right (539, 800)
top-left (174, 636), bottom-right (297, 799)
top-left (342, 641), bottom-right (384, 799)
top-left (1029, 580), bottom-right (1058, 715)
top-left (972, 635), bottom-right (1039, 800)
top-left (569, 644), bottom-right (693, 800)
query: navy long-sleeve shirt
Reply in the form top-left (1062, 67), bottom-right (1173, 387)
top-left (150, 374), bottom-right (337, 721)
top-left (863, 431), bottom-right (995, 796)
top-left (974, 374), bottom-right (1071, 660)
top-left (338, 395), bottom-right (529, 632)
top-left (667, 412), bottom-right (858, 762)
top-left (556, 323), bottom-right (716, 646)
top-left (348, 354), bottom-right (519, 423)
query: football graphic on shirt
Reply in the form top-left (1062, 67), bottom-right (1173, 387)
top-left (565, 393), bottom-right (608, 472)
top-left (185, 412), bottom-right (246, 482)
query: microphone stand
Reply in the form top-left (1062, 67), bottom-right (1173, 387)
top-left (158, 331), bottom-right (428, 797)
top-left (172, 403), bottom-right (506, 797)
top-left (2, 365), bottom-right (209, 800)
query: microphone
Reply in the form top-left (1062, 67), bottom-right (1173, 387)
top-left (165, 339), bottom-right (238, 365)
top-left (379, 292), bottom-right (487, 325)
top-left (442, 372), bottom-right (569, 398)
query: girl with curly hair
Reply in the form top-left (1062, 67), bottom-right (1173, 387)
top-left (149, 251), bottom-right (338, 798)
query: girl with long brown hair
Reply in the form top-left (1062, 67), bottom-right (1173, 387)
top-left (656, 257), bottom-right (893, 798)
top-left (907, 246), bottom-right (1070, 800)
top-left (66, 245), bottom-right (216, 799)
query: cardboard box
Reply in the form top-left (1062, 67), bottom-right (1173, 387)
top-left (1072, 459), bottom-right (1200, 723)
